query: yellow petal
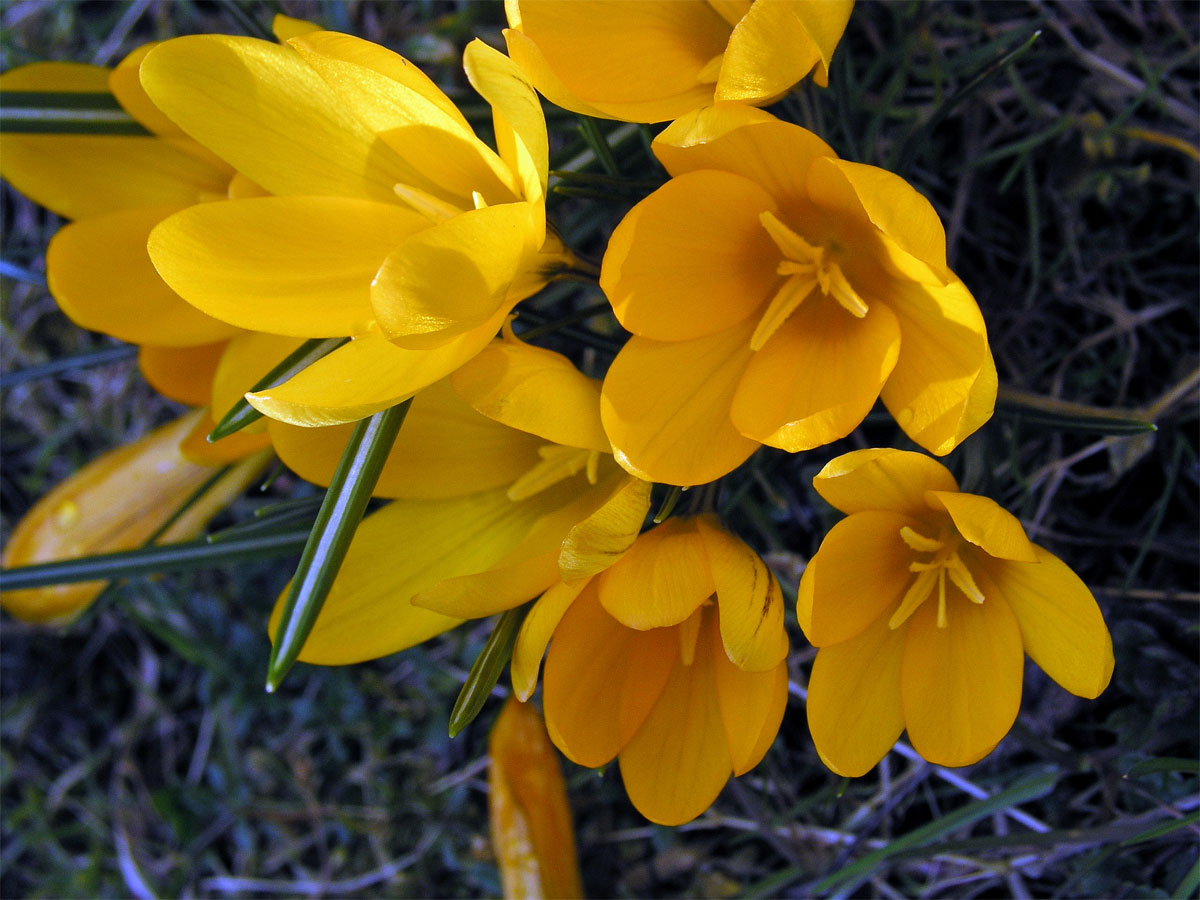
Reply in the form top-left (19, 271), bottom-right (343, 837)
top-left (543, 584), bottom-right (677, 767)
top-left (652, 107), bottom-right (834, 200)
top-left (618, 611), bottom-right (732, 825)
top-left (808, 157), bottom-right (952, 285)
top-left (210, 332), bottom-right (304, 422)
top-left (140, 35), bottom-right (405, 203)
top-left (731, 299), bottom-right (901, 452)
top-left (900, 593), bottom-right (1024, 767)
top-left (503, 1), bottom-right (731, 123)
top-left (149, 196), bottom-right (428, 337)
top-left (488, 698), bottom-right (584, 900)
top-left (878, 277), bottom-right (997, 456)
top-left (179, 413), bottom-right (272, 465)
top-left (272, 13), bottom-right (324, 41)
top-left (927, 490), bottom-right (1039, 563)
top-left (268, 491), bottom-right (560, 664)
top-left (797, 510), bottom-right (919, 647)
top-left (0, 63), bottom-right (232, 219)
top-left (978, 548), bottom-right (1113, 699)
top-left (46, 206), bottom-right (239, 347)
top-left (415, 466), bottom-right (631, 619)
top-left (463, 38), bottom-right (548, 213)
top-left (269, 378), bottom-right (542, 500)
top-left (247, 321), bottom-right (504, 427)
top-left (712, 620), bottom-right (788, 775)
top-left (371, 203), bottom-right (539, 345)
top-left (138, 342), bottom-right (227, 407)
top-left (806, 613), bottom-right (907, 777)
top-left (109, 43), bottom-right (187, 138)
top-left (811, 448), bottom-right (959, 517)
top-left (511, 579), bottom-right (590, 701)
top-left (289, 32), bottom-right (517, 207)
top-left (502, 27), bottom-right (612, 120)
top-left (1, 412), bottom-right (240, 624)
top-left (600, 324), bottom-right (759, 487)
top-left (716, 0), bottom-right (852, 101)
top-left (696, 515), bottom-right (787, 670)
top-left (601, 170), bottom-right (780, 341)
top-left (559, 476), bottom-right (651, 582)
top-left (597, 517), bottom-right (715, 630)
top-left (452, 334), bottom-right (609, 451)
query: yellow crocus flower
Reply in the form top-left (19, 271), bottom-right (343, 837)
top-left (505, 0), bottom-right (853, 123)
top-left (798, 449), bottom-right (1114, 775)
top-left (267, 334), bottom-right (651, 665)
top-left (600, 105), bottom-right (997, 486)
top-left (142, 32), bottom-right (579, 428)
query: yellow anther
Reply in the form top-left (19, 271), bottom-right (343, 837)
top-left (900, 525), bottom-right (943, 553)
top-left (394, 183), bottom-right (462, 222)
top-left (507, 445), bottom-right (594, 501)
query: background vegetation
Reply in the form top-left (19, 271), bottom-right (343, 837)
top-left (2, 1), bottom-right (1197, 897)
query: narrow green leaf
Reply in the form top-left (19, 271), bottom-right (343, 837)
top-left (0, 530), bottom-right (311, 590)
top-left (812, 770), bottom-right (1058, 896)
top-left (996, 386), bottom-right (1157, 435)
top-left (652, 485), bottom-right (685, 524)
top-left (575, 116), bottom-right (620, 177)
top-left (0, 345), bottom-right (137, 389)
top-left (1126, 757), bottom-right (1200, 777)
top-left (448, 606), bottom-right (525, 738)
top-left (1175, 853), bottom-right (1200, 899)
top-left (208, 337), bottom-right (348, 442)
top-left (1119, 810), bottom-right (1200, 847)
top-left (265, 401), bottom-right (411, 692)
top-left (0, 91), bottom-right (150, 135)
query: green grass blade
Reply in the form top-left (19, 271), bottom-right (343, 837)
top-left (1175, 853), bottom-right (1200, 899)
top-left (0, 91), bottom-right (150, 135)
top-left (448, 606), bottom-right (525, 738)
top-left (265, 401), bottom-right (411, 692)
top-left (811, 770), bottom-right (1058, 897)
top-left (208, 337), bottom-right (348, 441)
top-left (0, 530), bottom-right (311, 590)
top-left (996, 386), bottom-right (1158, 435)
top-left (0, 345), bottom-right (137, 388)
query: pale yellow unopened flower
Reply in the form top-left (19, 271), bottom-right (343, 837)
top-left (1, 412), bottom-right (269, 625)
top-left (798, 449), bottom-right (1114, 775)
top-left (505, 0), bottom-right (853, 122)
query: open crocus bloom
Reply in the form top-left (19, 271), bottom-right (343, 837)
top-left (268, 334), bottom-right (652, 665)
top-left (511, 515), bottom-right (789, 826)
top-left (0, 412), bottom-right (270, 625)
top-left (798, 449), bottom-right (1114, 775)
top-left (504, 0), bottom-right (853, 123)
top-left (143, 32), bottom-right (577, 428)
top-left (600, 105), bottom-right (997, 486)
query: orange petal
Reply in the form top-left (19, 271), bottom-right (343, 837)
top-left (806, 613), bottom-right (907, 777)
top-left (797, 510), bottom-right (919, 647)
top-left (138, 342), bottom-right (227, 407)
top-left (696, 515), bottom-right (788, 671)
top-left (979, 549), bottom-right (1113, 699)
top-left (601, 170), bottom-right (781, 341)
top-left (47, 206), bottom-right (238, 347)
top-left (712, 618), bottom-right (788, 775)
top-left (811, 448), bottom-right (959, 517)
top-left (210, 332), bottom-right (304, 422)
top-left (900, 593), bottom-right (1024, 767)
top-left (597, 517), bottom-right (714, 630)
top-left (618, 611), bottom-right (732, 825)
top-left (601, 323), bottom-right (759, 487)
top-left (731, 299), bottom-right (900, 452)
top-left (543, 585), bottom-right (676, 767)
top-left (927, 490), bottom-right (1039, 563)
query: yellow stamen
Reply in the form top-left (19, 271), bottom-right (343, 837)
top-left (393, 183), bottom-right (462, 222)
top-left (889, 568), bottom-right (937, 630)
top-left (750, 273), bottom-right (817, 351)
top-left (891, 525), bottom-right (986, 629)
top-left (900, 525), bottom-right (944, 553)
top-left (507, 445), bottom-right (594, 501)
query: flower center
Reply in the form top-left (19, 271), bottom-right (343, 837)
top-left (889, 525), bottom-right (985, 630)
top-left (752, 211), bottom-right (869, 351)
top-left (506, 444), bottom-right (601, 501)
